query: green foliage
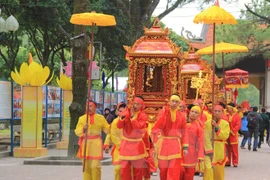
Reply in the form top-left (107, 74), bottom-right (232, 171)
top-left (240, 0), bottom-right (270, 24)
top-left (237, 83), bottom-right (259, 107)
top-left (94, 0), bottom-right (133, 85)
top-left (91, 79), bottom-right (112, 91)
top-left (168, 29), bottom-right (189, 52)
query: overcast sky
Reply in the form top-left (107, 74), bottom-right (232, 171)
top-left (153, 0), bottom-right (252, 37)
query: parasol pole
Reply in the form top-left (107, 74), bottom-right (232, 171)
top-left (211, 23), bottom-right (216, 148)
top-left (83, 22), bottom-right (95, 172)
top-left (212, 23), bottom-right (216, 105)
top-left (222, 53), bottom-right (227, 105)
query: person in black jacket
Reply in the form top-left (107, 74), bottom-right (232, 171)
top-left (265, 110), bottom-right (270, 143)
top-left (258, 108), bottom-right (270, 148)
top-left (247, 106), bottom-right (262, 151)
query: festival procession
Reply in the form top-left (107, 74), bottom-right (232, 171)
top-left (0, 0), bottom-right (270, 180)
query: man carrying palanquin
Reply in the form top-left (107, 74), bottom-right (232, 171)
top-left (104, 102), bottom-right (127, 180)
top-left (151, 94), bottom-right (188, 180)
top-left (182, 105), bottom-right (204, 180)
top-left (117, 96), bottom-right (148, 180)
top-left (225, 102), bottom-right (241, 167)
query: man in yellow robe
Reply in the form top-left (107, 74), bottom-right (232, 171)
top-left (203, 105), bottom-right (230, 180)
top-left (104, 103), bottom-right (126, 180)
top-left (75, 100), bottom-right (110, 180)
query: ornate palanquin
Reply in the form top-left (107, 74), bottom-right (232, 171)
top-left (124, 19), bottom-right (223, 121)
top-left (179, 48), bottom-right (223, 104)
top-left (124, 19), bottom-right (182, 122)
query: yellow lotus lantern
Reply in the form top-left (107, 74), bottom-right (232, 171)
top-left (56, 74), bottom-right (72, 90)
top-left (56, 74), bottom-right (72, 149)
top-left (11, 53), bottom-right (54, 86)
top-left (13, 53), bottom-right (52, 157)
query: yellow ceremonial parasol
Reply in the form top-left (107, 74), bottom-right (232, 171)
top-left (197, 42), bottom-right (248, 103)
top-left (193, 0), bottom-right (237, 104)
top-left (70, 11), bottom-right (116, 172)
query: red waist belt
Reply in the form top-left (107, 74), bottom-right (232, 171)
top-left (214, 139), bottom-right (226, 142)
top-left (78, 135), bottom-right (100, 145)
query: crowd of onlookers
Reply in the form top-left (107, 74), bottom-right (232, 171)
top-left (239, 106), bottom-right (270, 151)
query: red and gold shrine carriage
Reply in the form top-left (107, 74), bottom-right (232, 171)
top-left (180, 48), bottom-right (223, 105)
top-left (124, 19), bottom-right (222, 122)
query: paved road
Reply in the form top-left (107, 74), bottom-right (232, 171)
top-left (0, 138), bottom-right (270, 180)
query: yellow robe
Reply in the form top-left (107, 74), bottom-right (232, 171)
top-left (204, 119), bottom-right (230, 166)
top-left (75, 114), bottom-right (110, 159)
top-left (204, 110), bottom-right (212, 121)
top-left (204, 119), bottom-right (230, 180)
top-left (104, 117), bottom-right (122, 180)
top-left (104, 117), bottom-right (122, 165)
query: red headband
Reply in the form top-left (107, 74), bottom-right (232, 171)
top-left (88, 101), bottom-right (96, 108)
top-left (134, 97), bottom-right (145, 109)
top-left (214, 105), bottom-right (224, 111)
top-left (117, 102), bottom-right (123, 109)
top-left (180, 100), bottom-right (186, 107)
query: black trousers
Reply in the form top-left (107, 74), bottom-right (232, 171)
top-left (258, 130), bottom-right (264, 147)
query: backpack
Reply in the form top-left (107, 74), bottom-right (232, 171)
top-left (247, 115), bottom-right (257, 130)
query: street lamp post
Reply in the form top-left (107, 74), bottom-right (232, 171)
top-left (0, 8), bottom-right (19, 156)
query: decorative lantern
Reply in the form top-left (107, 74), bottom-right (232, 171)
top-left (0, 17), bottom-right (7, 32)
top-left (5, 15), bottom-right (19, 32)
top-left (11, 53), bottom-right (53, 158)
top-left (56, 74), bottom-right (72, 149)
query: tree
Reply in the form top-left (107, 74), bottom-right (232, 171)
top-left (242, 0), bottom-right (270, 57)
top-left (1, 0), bottom-right (73, 73)
top-left (67, 0), bottom-right (89, 158)
top-left (108, 0), bottom-right (216, 40)
top-left (18, 0), bottom-right (72, 69)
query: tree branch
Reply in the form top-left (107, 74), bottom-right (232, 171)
top-left (234, 43), bottom-right (270, 62)
top-left (156, 0), bottom-right (192, 21)
top-left (244, 3), bottom-right (270, 24)
top-left (0, 49), bottom-right (11, 70)
top-left (141, 0), bottom-right (160, 25)
top-left (58, 25), bottom-right (72, 39)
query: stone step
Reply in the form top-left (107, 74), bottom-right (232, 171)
top-left (24, 156), bottom-right (112, 166)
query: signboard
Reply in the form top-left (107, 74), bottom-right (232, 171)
top-left (65, 61), bottom-right (100, 80)
top-left (13, 83), bottom-right (22, 119)
top-left (0, 81), bottom-right (12, 119)
top-left (47, 86), bottom-right (61, 118)
top-left (104, 92), bottom-right (111, 109)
